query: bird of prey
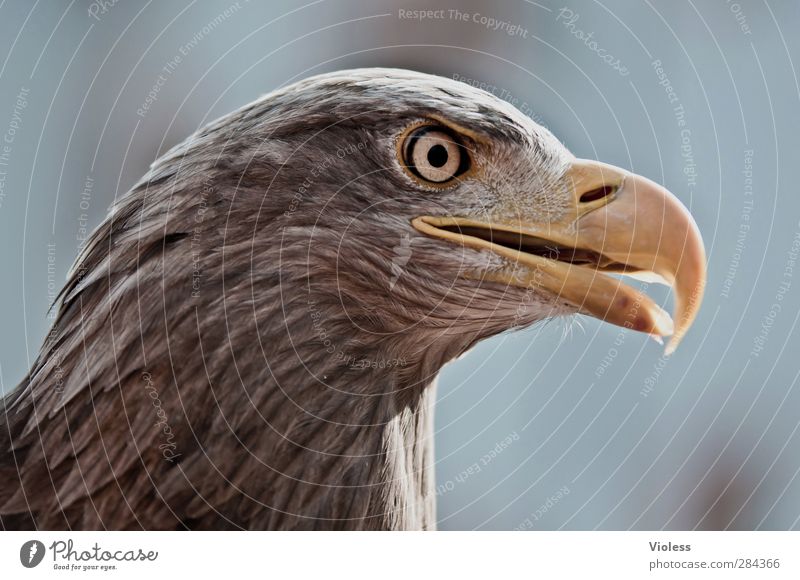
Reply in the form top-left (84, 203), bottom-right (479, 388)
top-left (0, 68), bottom-right (705, 530)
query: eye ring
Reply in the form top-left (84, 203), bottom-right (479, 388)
top-left (402, 126), bottom-right (470, 184)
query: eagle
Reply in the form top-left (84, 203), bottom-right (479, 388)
top-left (0, 68), bottom-right (705, 530)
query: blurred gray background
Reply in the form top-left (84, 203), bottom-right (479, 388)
top-left (0, 0), bottom-right (798, 530)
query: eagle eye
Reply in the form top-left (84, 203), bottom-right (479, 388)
top-left (403, 126), bottom-right (469, 184)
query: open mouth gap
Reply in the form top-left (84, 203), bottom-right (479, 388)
top-left (438, 224), bottom-right (634, 273)
top-left (580, 185), bottom-right (617, 204)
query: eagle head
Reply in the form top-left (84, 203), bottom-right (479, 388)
top-left (1, 68), bottom-right (706, 530)
top-left (219, 68), bottom-right (706, 359)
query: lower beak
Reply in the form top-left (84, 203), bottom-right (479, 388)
top-left (412, 159), bottom-right (707, 354)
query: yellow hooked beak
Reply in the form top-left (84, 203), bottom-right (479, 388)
top-left (412, 159), bottom-right (707, 354)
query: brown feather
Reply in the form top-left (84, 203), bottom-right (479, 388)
top-left (0, 69), bottom-right (570, 530)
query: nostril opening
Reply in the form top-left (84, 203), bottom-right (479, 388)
top-left (580, 185), bottom-right (616, 204)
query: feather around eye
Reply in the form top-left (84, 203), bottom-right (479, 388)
top-left (403, 126), bottom-right (469, 184)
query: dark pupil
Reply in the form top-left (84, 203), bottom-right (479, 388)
top-left (426, 144), bottom-right (448, 168)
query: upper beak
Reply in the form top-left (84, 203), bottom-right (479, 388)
top-left (412, 159), bottom-right (707, 354)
